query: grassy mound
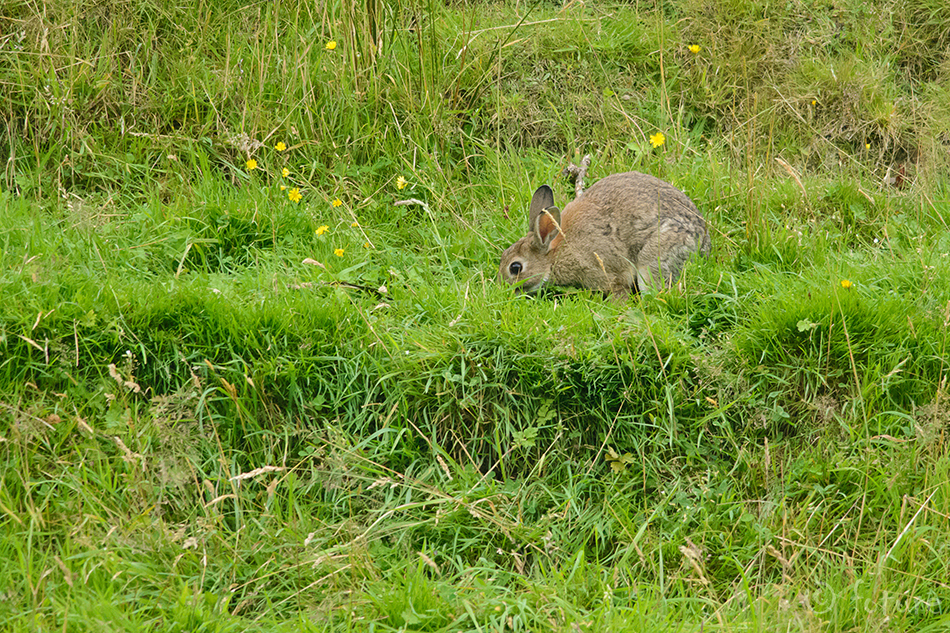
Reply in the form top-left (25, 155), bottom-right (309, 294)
top-left (2, 0), bottom-right (950, 630)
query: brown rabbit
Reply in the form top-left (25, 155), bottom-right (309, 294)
top-left (498, 171), bottom-right (711, 297)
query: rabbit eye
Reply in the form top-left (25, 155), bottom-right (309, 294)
top-left (509, 262), bottom-right (523, 276)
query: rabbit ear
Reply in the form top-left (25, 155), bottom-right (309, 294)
top-left (528, 185), bottom-right (555, 233)
top-left (532, 206), bottom-right (561, 249)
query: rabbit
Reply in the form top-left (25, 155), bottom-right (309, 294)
top-left (498, 171), bottom-right (711, 297)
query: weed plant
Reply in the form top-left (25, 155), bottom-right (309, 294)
top-left (2, 0), bottom-right (950, 631)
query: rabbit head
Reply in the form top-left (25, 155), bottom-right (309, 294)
top-left (498, 185), bottom-right (563, 294)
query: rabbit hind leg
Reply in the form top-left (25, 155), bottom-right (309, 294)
top-left (635, 238), bottom-right (693, 293)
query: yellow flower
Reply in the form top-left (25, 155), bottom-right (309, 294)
top-left (275, 141), bottom-right (287, 151)
top-left (334, 248), bottom-right (345, 257)
top-left (688, 45), bottom-right (701, 54)
top-left (288, 188), bottom-right (302, 203)
top-left (282, 167), bottom-right (290, 177)
top-left (865, 143), bottom-right (871, 150)
top-left (316, 225), bottom-right (329, 236)
top-left (325, 40), bottom-right (337, 50)
top-left (332, 198), bottom-right (343, 207)
top-left (396, 176), bottom-right (408, 190)
top-left (649, 132), bottom-right (666, 148)
top-left (841, 279), bottom-right (853, 289)
top-left (246, 159), bottom-right (258, 171)
top-left (280, 185), bottom-right (287, 191)
top-left (351, 221), bottom-right (359, 227)
top-left (363, 242), bottom-right (371, 249)
top-left (811, 99), bottom-right (817, 106)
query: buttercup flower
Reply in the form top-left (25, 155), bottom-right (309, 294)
top-left (246, 159), bottom-right (258, 171)
top-left (332, 198), bottom-right (343, 207)
top-left (316, 225), bottom-right (329, 236)
top-left (351, 221), bottom-right (359, 227)
top-left (326, 41), bottom-right (337, 50)
top-left (288, 188), bottom-right (302, 203)
top-left (841, 279), bottom-right (853, 289)
top-left (688, 45), bottom-right (701, 54)
top-left (275, 141), bottom-right (287, 151)
top-left (396, 176), bottom-right (408, 190)
top-left (649, 132), bottom-right (666, 148)
top-left (334, 248), bottom-right (345, 257)
top-left (282, 167), bottom-right (290, 177)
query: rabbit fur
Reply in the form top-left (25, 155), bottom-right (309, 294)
top-left (499, 171), bottom-right (711, 297)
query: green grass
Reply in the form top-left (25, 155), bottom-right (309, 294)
top-left (3, 0), bottom-right (950, 631)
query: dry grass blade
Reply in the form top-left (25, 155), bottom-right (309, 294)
top-left (774, 157), bottom-right (807, 201)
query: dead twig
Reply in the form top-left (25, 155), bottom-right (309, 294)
top-left (562, 154), bottom-right (591, 198)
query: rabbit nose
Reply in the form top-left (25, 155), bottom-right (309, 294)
top-left (509, 262), bottom-right (523, 276)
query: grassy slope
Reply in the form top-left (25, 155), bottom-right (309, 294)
top-left (2, 0), bottom-right (950, 630)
